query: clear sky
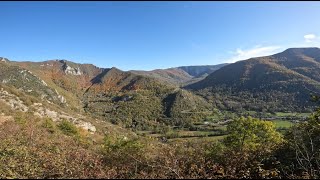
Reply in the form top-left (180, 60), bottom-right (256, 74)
top-left (1, 1), bottom-right (320, 71)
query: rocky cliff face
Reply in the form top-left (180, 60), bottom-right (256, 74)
top-left (61, 61), bottom-right (83, 75)
top-left (0, 61), bottom-right (67, 105)
top-left (0, 57), bottom-right (8, 62)
top-left (0, 87), bottom-right (96, 133)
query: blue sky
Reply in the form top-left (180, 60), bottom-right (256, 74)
top-left (1, 2), bottom-right (320, 71)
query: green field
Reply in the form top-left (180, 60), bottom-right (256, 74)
top-left (271, 120), bottom-right (294, 128)
top-left (168, 135), bottom-right (226, 144)
top-left (274, 112), bottom-right (310, 117)
top-left (136, 111), bottom-right (305, 143)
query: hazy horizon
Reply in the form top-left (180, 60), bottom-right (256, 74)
top-left (3, 47), bottom-right (320, 72)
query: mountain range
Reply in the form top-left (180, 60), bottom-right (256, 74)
top-left (1, 47), bottom-right (320, 131)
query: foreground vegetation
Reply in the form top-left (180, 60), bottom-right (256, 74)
top-left (1, 100), bottom-right (320, 179)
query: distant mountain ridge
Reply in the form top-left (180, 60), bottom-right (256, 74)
top-left (10, 58), bottom-right (228, 86)
top-left (131, 63), bottom-right (229, 86)
top-left (177, 64), bottom-right (229, 77)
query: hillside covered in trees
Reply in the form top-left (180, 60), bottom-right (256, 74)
top-left (187, 48), bottom-right (320, 113)
top-left (1, 48), bottom-right (320, 179)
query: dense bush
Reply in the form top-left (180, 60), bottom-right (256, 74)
top-left (57, 119), bottom-right (79, 136)
top-left (275, 107), bottom-right (320, 179)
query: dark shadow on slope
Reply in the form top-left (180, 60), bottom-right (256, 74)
top-left (90, 68), bottom-right (112, 84)
top-left (162, 92), bottom-right (177, 118)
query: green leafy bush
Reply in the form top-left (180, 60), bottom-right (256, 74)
top-left (42, 118), bottom-right (56, 133)
top-left (57, 119), bottom-right (79, 136)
